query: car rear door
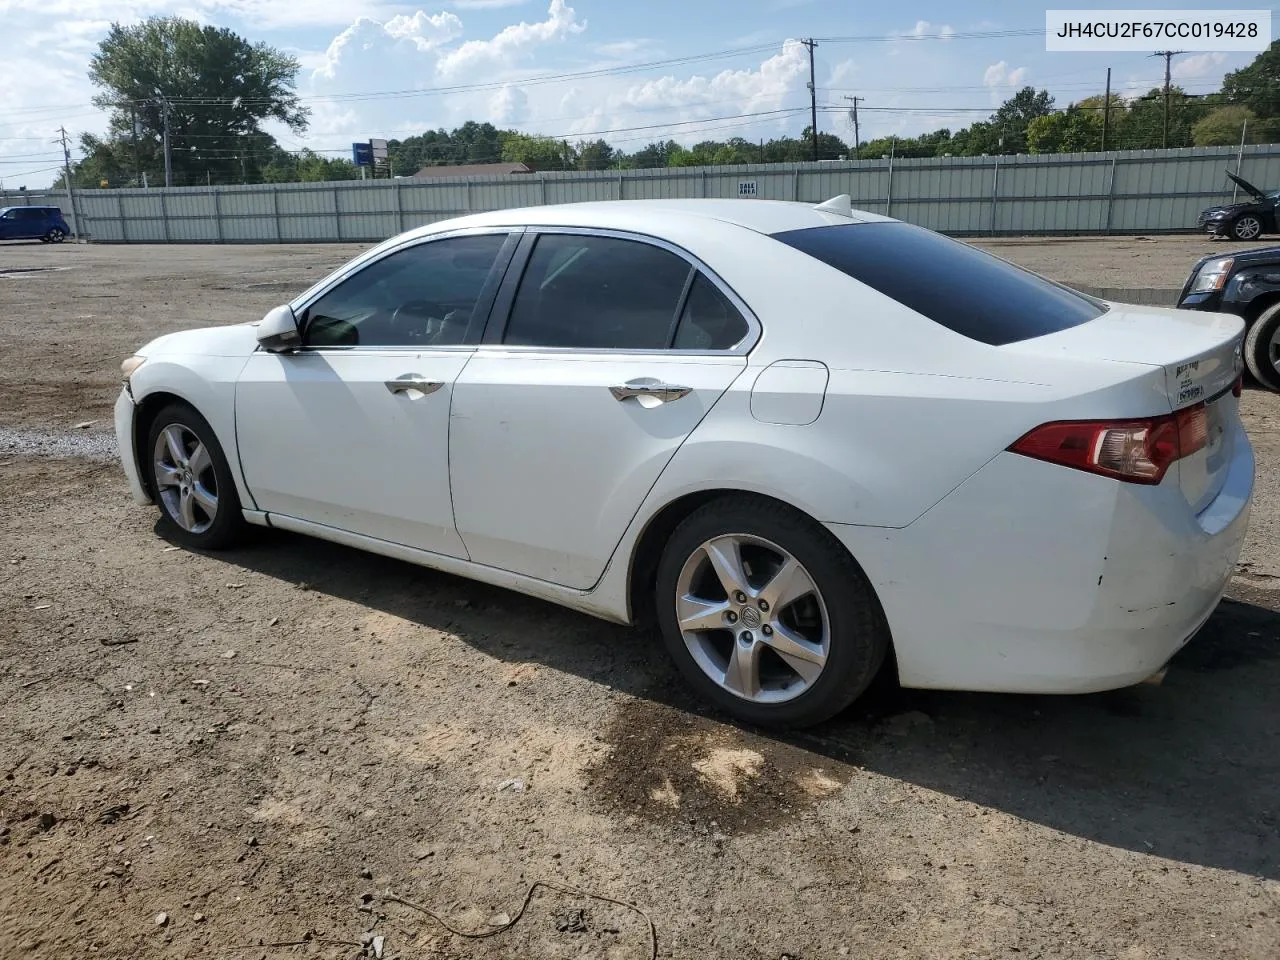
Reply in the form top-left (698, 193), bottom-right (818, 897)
top-left (236, 229), bottom-right (518, 558)
top-left (448, 229), bottom-right (755, 589)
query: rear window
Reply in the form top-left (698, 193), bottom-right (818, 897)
top-left (772, 222), bottom-right (1105, 346)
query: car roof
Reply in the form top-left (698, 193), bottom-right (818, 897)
top-left (415, 198), bottom-right (894, 240)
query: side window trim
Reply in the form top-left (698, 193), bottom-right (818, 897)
top-left (478, 225), bottom-right (760, 356)
top-left (666, 267), bottom-right (698, 349)
top-left (293, 228), bottom-right (521, 352)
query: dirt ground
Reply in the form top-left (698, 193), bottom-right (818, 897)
top-left (2, 234), bottom-right (1279, 960)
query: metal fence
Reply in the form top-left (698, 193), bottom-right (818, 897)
top-left (2, 143), bottom-right (1272, 244)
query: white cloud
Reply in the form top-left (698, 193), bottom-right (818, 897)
top-left (488, 83), bottom-right (529, 123)
top-left (618, 41), bottom-right (807, 114)
top-left (1173, 52), bottom-right (1227, 81)
top-left (436, 0), bottom-right (584, 77)
top-left (895, 20), bottom-right (954, 41)
top-left (313, 12), bottom-right (464, 81)
top-left (453, 0), bottom-right (527, 7)
top-left (983, 60), bottom-right (1028, 103)
top-left (384, 10), bottom-right (465, 49)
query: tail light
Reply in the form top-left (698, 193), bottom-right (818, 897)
top-left (1232, 375), bottom-right (1243, 398)
top-left (1009, 403), bottom-right (1208, 485)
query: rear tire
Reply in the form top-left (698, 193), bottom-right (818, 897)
top-left (1232, 216), bottom-right (1263, 241)
top-left (145, 403), bottom-right (247, 550)
top-left (45, 228), bottom-right (66, 243)
top-left (1244, 302), bottom-right (1280, 392)
top-left (654, 494), bottom-right (889, 729)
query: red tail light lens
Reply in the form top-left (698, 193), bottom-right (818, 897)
top-left (1232, 375), bottom-right (1243, 398)
top-left (1010, 403), bottom-right (1208, 485)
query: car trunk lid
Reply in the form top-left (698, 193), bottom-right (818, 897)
top-left (1007, 303), bottom-right (1245, 513)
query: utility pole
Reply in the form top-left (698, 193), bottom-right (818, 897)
top-left (130, 103), bottom-right (141, 187)
top-left (844, 95), bottom-right (864, 159)
top-left (1101, 67), bottom-right (1111, 152)
top-left (159, 97), bottom-right (173, 187)
top-left (56, 126), bottom-right (79, 240)
top-left (1151, 51), bottom-right (1183, 148)
top-left (802, 38), bottom-right (818, 161)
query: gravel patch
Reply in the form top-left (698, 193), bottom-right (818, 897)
top-left (0, 425), bottom-right (119, 461)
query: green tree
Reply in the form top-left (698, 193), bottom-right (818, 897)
top-left (1221, 41), bottom-right (1280, 118)
top-left (85, 17), bottom-right (308, 186)
top-left (989, 87), bottom-right (1055, 153)
top-left (501, 133), bottom-right (573, 171)
top-left (1192, 105), bottom-right (1257, 146)
top-left (575, 138), bottom-right (615, 170)
top-left (1115, 86), bottom-right (1209, 149)
top-left (1027, 105), bottom-right (1103, 153)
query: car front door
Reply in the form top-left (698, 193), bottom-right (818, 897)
top-left (449, 229), bottom-right (755, 589)
top-left (236, 229), bottom-right (518, 558)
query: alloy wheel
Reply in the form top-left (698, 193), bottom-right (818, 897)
top-left (152, 423), bottom-right (218, 534)
top-left (1235, 217), bottom-right (1262, 240)
top-left (674, 533), bottom-right (830, 704)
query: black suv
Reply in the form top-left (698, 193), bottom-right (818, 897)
top-left (1178, 247), bottom-right (1280, 390)
top-left (1196, 172), bottom-right (1277, 241)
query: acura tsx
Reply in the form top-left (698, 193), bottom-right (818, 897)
top-left (114, 196), bottom-right (1254, 727)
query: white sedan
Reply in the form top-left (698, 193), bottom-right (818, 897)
top-left (114, 196), bottom-right (1254, 728)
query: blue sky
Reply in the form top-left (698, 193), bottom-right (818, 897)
top-left (0, 0), bottom-right (1260, 184)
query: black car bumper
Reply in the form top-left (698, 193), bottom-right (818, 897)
top-left (1196, 213), bottom-right (1230, 236)
top-left (1177, 291), bottom-right (1225, 311)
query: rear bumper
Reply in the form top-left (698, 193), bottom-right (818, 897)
top-left (114, 388), bottom-right (152, 506)
top-left (829, 431), bottom-right (1254, 694)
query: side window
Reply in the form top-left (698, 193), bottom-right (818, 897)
top-left (19, 209), bottom-right (45, 222)
top-left (503, 234), bottom-right (692, 350)
top-left (304, 233), bottom-right (507, 348)
top-left (673, 274), bottom-right (749, 350)
top-left (0, 210), bottom-right (16, 220)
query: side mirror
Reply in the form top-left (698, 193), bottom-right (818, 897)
top-left (256, 304), bottom-right (301, 353)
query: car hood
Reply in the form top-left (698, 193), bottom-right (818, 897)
top-left (1227, 170), bottom-right (1269, 202)
top-left (137, 322), bottom-right (261, 358)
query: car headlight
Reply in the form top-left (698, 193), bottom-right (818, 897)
top-left (120, 355), bottom-right (146, 381)
top-left (1190, 257), bottom-right (1234, 293)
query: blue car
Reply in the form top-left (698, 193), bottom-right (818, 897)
top-left (0, 205), bottom-right (71, 243)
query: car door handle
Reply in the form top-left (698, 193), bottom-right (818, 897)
top-left (385, 377), bottom-right (444, 396)
top-left (609, 380), bottom-right (693, 403)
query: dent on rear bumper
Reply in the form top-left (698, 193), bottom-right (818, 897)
top-left (114, 388), bottom-right (151, 506)
top-left (829, 439), bottom-right (1254, 695)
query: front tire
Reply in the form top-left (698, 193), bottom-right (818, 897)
top-left (654, 495), bottom-right (889, 729)
top-left (1232, 216), bottom-right (1263, 241)
top-left (1244, 302), bottom-right (1280, 392)
top-left (145, 403), bottom-right (247, 549)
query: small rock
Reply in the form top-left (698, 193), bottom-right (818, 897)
top-left (372, 934), bottom-right (385, 959)
top-left (37, 813), bottom-right (56, 832)
top-left (554, 907), bottom-right (587, 933)
top-left (497, 777), bottom-right (526, 794)
top-left (268, 617), bottom-right (279, 627)
top-left (221, 650), bottom-right (237, 659)
top-left (154, 912), bottom-right (168, 927)
top-left (75, 421), bottom-right (96, 430)
top-left (488, 912), bottom-right (511, 927)
top-left (246, 836), bottom-right (258, 847)
top-left (191, 680), bottom-right (210, 688)
top-left (359, 866), bottom-right (372, 880)
top-left (225, 583), bottom-right (245, 590)
top-left (193, 913), bottom-right (205, 923)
